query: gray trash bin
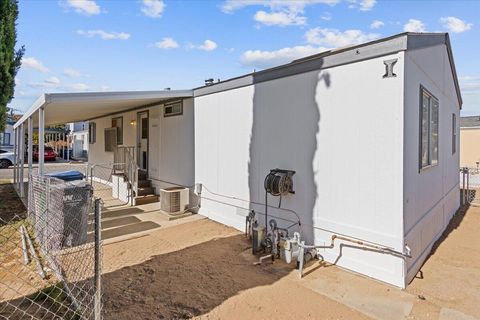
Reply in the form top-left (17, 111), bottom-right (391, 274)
top-left (61, 180), bottom-right (93, 247)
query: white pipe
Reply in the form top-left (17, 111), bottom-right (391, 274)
top-left (19, 225), bottom-right (30, 265)
top-left (38, 107), bottom-right (45, 175)
top-left (23, 226), bottom-right (46, 279)
top-left (297, 234), bottom-right (412, 278)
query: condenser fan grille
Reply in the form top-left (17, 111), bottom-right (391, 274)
top-left (160, 187), bottom-right (189, 215)
top-left (161, 190), bottom-right (181, 213)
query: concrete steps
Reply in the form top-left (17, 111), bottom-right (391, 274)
top-left (134, 194), bottom-right (159, 205)
top-left (134, 170), bottom-right (159, 205)
top-left (137, 186), bottom-right (155, 196)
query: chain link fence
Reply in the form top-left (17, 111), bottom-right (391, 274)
top-left (86, 163), bottom-right (130, 208)
top-left (0, 174), bottom-right (102, 319)
top-left (460, 167), bottom-right (480, 206)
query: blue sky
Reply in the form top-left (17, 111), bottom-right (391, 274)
top-left (10, 0), bottom-right (480, 115)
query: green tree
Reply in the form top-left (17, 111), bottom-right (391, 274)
top-left (0, 0), bottom-right (24, 131)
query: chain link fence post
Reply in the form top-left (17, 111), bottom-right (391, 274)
top-left (94, 198), bottom-right (102, 320)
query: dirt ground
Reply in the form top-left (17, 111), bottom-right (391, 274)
top-left (101, 202), bottom-right (480, 320)
top-left (102, 219), bottom-right (369, 320)
top-left (407, 204), bottom-right (480, 319)
top-left (1, 178), bottom-right (479, 319)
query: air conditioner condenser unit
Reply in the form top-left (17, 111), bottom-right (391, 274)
top-left (160, 187), bottom-right (189, 215)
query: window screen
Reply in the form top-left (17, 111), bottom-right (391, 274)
top-left (104, 127), bottom-right (117, 152)
top-left (419, 86), bottom-right (439, 170)
top-left (164, 101), bottom-right (183, 117)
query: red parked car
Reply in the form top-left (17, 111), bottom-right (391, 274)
top-left (33, 146), bottom-right (57, 161)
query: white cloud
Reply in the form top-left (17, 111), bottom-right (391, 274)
top-left (459, 76), bottom-right (480, 81)
top-left (403, 19), bottom-right (426, 32)
top-left (65, 83), bottom-right (90, 91)
top-left (221, 0), bottom-right (340, 13)
top-left (63, 68), bottom-right (82, 77)
top-left (155, 37), bottom-right (179, 49)
top-left (321, 12), bottom-right (332, 21)
top-left (195, 40), bottom-right (218, 51)
top-left (305, 28), bottom-right (379, 48)
top-left (370, 20), bottom-right (384, 29)
top-left (21, 57), bottom-right (49, 73)
top-left (359, 0), bottom-right (376, 11)
top-left (460, 75), bottom-right (480, 93)
top-left (77, 29), bottom-right (131, 40)
top-left (64, 0), bottom-right (101, 15)
top-left (45, 76), bottom-right (60, 85)
top-left (254, 10), bottom-right (306, 26)
top-left (222, 0), bottom-right (340, 26)
top-left (27, 76), bottom-right (90, 92)
top-left (141, 0), bottom-right (165, 18)
top-left (240, 45), bottom-right (328, 69)
top-left (441, 16), bottom-right (472, 33)
top-left (347, 0), bottom-right (376, 11)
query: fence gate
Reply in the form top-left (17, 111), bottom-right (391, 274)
top-left (0, 175), bottom-right (102, 319)
top-left (460, 167), bottom-right (480, 206)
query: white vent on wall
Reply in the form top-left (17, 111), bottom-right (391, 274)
top-left (160, 187), bottom-right (189, 215)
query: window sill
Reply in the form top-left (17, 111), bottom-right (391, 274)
top-left (419, 163), bottom-right (438, 173)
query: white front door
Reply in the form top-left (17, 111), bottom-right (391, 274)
top-left (137, 111), bottom-right (149, 171)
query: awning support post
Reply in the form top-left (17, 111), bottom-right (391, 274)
top-left (38, 107), bottom-right (45, 176)
top-left (19, 123), bottom-right (25, 198)
top-left (28, 117), bottom-right (33, 178)
top-left (66, 134), bottom-right (70, 161)
top-left (13, 127), bottom-right (17, 186)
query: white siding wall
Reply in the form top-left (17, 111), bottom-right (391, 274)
top-left (403, 44), bottom-right (461, 285)
top-left (88, 98), bottom-right (195, 191)
top-left (195, 53), bottom-right (406, 287)
top-left (150, 98), bottom-right (195, 190)
top-left (1, 123), bottom-right (14, 147)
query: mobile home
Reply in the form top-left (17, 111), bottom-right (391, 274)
top-left (13, 32), bottom-right (462, 288)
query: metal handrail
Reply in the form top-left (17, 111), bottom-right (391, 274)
top-left (90, 145), bottom-right (140, 205)
top-left (114, 146), bottom-right (139, 205)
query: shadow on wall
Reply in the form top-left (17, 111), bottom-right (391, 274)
top-left (248, 58), bottom-right (331, 244)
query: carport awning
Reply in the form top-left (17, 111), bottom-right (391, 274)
top-left (14, 90), bottom-right (193, 128)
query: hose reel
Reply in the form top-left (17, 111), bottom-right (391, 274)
top-left (264, 169), bottom-right (295, 196)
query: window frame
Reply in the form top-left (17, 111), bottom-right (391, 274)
top-left (418, 85), bottom-right (440, 172)
top-left (164, 100), bottom-right (183, 117)
top-left (88, 122), bottom-right (96, 144)
top-left (111, 116), bottom-right (123, 145)
top-left (0, 132), bottom-right (10, 145)
top-left (452, 113), bottom-right (457, 155)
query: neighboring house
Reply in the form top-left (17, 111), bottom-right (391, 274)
top-left (0, 119), bottom-right (15, 150)
top-left (459, 116), bottom-right (480, 168)
top-left (68, 121), bottom-right (89, 159)
top-left (13, 32), bottom-right (462, 289)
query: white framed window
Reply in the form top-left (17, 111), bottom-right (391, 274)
top-left (164, 101), bottom-right (183, 117)
top-left (0, 133), bottom-right (10, 145)
top-left (419, 86), bottom-right (439, 170)
top-left (452, 113), bottom-right (457, 154)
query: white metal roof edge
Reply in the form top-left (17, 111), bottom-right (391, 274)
top-left (13, 90), bottom-right (193, 129)
top-left (14, 94), bottom-right (46, 129)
